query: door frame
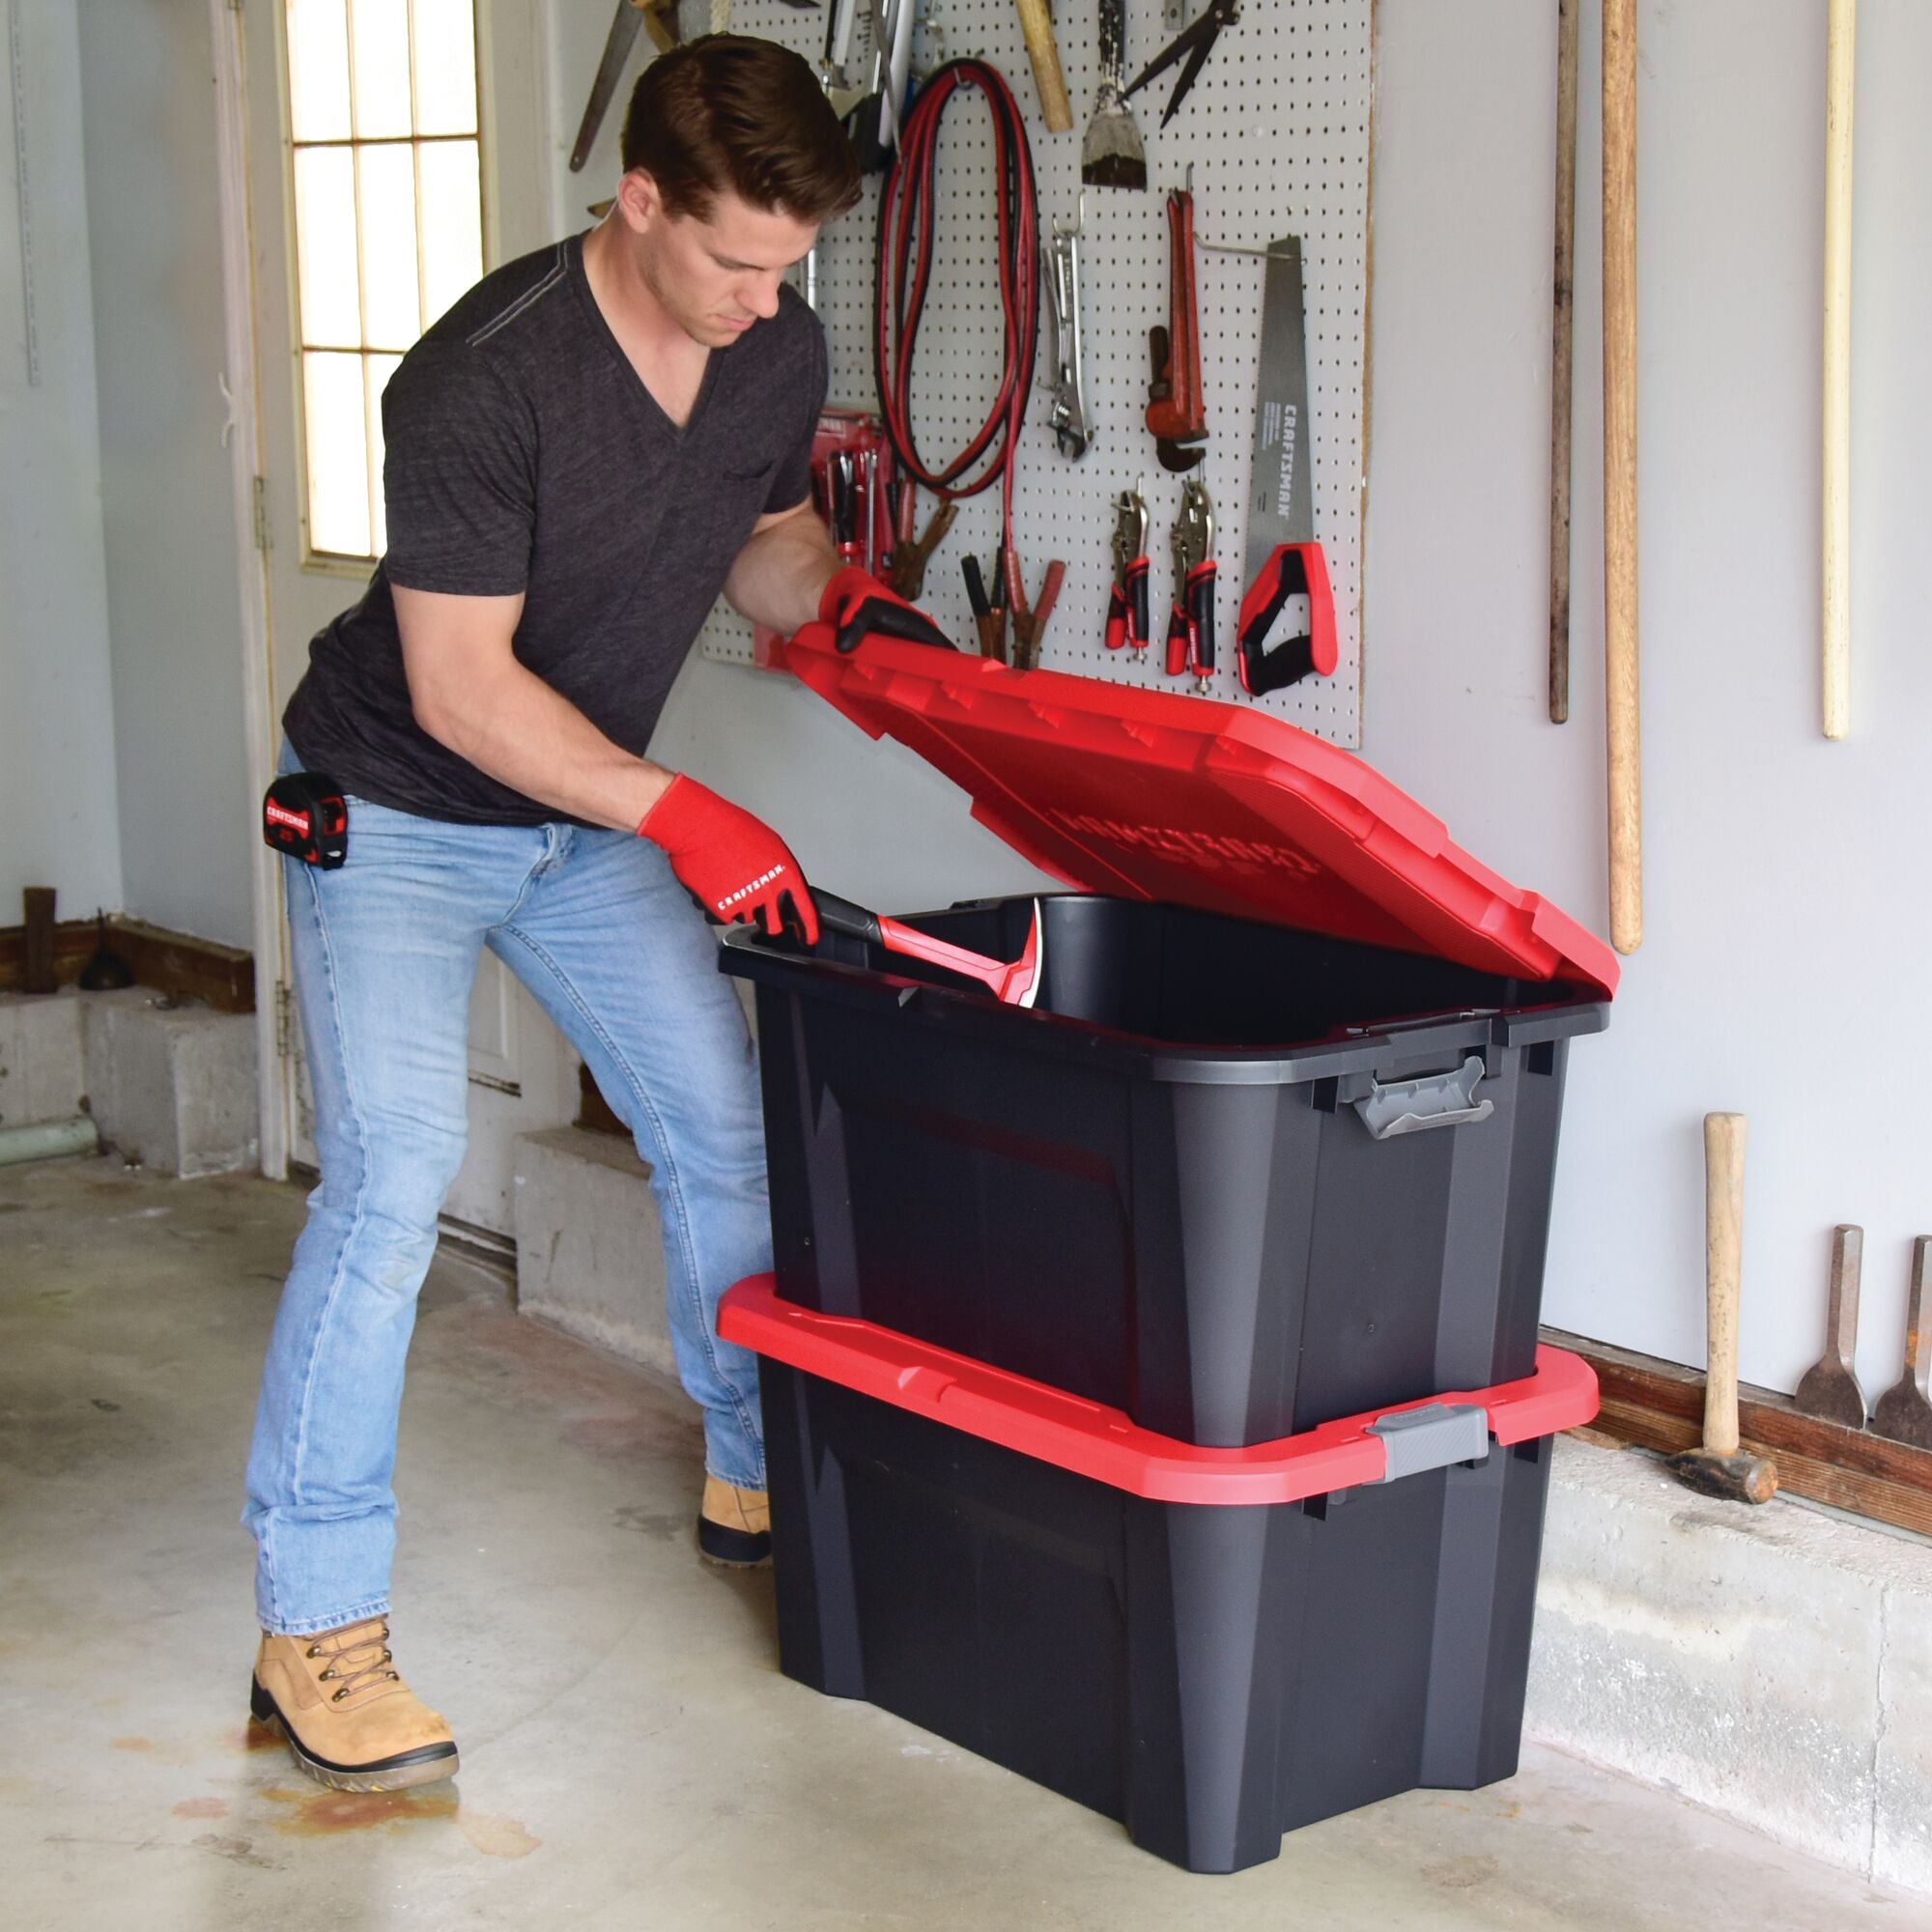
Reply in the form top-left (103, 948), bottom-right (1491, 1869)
top-left (208, 0), bottom-right (288, 1180)
top-left (210, 0), bottom-right (558, 1185)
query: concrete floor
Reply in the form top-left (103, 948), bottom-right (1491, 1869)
top-left (2, 1156), bottom-right (1925, 1932)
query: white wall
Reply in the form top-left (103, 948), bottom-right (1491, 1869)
top-left (77, 1), bottom-right (254, 948)
top-left (1366, 0), bottom-right (1930, 1398)
top-left (468, 2), bottom-right (1932, 1394)
top-left (0, 0), bottom-right (124, 921)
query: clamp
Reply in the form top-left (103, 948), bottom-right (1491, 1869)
top-left (1106, 483), bottom-right (1151, 650)
top-left (1166, 477), bottom-right (1216, 692)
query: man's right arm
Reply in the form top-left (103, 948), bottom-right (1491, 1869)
top-left (397, 586), bottom-right (819, 941)
top-left (396, 584), bottom-right (674, 832)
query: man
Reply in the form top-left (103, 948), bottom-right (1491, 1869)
top-left (243, 37), bottom-right (946, 1795)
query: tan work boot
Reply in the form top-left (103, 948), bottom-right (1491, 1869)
top-left (697, 1475), bottom-right (771, 1569)
top-left (249, 1617), bottom-right (459, 1792)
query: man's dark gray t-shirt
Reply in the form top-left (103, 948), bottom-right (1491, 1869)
top-left (283, 232), bottom-right (826, 825)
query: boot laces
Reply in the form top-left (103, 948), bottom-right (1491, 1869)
top-left (304, 1619), bottom-right (402, 1705)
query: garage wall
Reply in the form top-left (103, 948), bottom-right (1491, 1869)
top-left (76, 0), bottom-right (255, 950)
top-left (1363, 0), bottom-right (1931, 1398)
top-left (544, 0), bottom-right (1932, 1397)
top-left (0, 0), bottom-right (124, 921)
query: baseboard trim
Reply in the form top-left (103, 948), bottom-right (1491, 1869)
top-left (0, 916), bottom-right (254, 1012)
top-left (1548, 1327), bottom-right (1932, 1540)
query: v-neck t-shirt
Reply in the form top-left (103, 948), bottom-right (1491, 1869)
top-left (282, 232), bottom-right (826, 826)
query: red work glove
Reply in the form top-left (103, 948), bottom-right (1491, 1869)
top-left (638, 777), bottom-right (820, 945)
top-left (819, 565), bottom-right (955, 657)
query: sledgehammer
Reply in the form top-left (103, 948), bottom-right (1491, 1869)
top-left (1666, 1113), bottom-right (1778, 1505)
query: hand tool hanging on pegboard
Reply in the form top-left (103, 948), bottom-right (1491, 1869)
top-left (962, 555), bottom-right (1008, 663)
top-left (804, 0), bottom-right (867, 310)
top-left (847, 0), bottom-right (919, 171)
top-left (1165, 477), bottom-right (1215, 693)
top-left (889, 491), bottom-right (955, 599)
top-left (876, 60), bottom-right (1040, 631)
top-left (1013, 0), bottom-right (1074, 133)
top-left (1043, 207), bottom-right (1094, 459)
top-left (569, 0), bottom-right (676, 172)
top-left (1083, 0), bottom-right (1146, 190)
top-left (1147, 185), bottom-right (1206, 471)
top-left (1234, 235), bottom-right (1337, 696)
top-left (828, 451), bottom-right (863, 566)
top-left (568, 0), bottom-right (819, 172)
top-left (1123, 0), bottom-right (1239, 131)
top-left (1105, 483), bottom-right (1151, 652)
top-left (1006, 554), bottom-right (1065, 671)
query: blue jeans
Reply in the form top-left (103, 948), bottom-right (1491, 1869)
top-left (242, 777), bottom-right (771, 1636)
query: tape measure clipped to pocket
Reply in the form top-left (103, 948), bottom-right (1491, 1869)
top-left (262, 773), bottom-right (348, 869)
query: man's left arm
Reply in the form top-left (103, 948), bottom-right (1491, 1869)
top-left (721, 498), bottom-right (839, 637)
top-left (724, 496), bottom-right (957, 655)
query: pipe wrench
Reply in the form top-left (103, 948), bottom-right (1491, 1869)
top-left (1146, 188), bottom-right (1207, 470)
top-left (1043, 211), bottom-right (1094, 459)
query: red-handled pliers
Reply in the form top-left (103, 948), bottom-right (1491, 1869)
top-left (1106, 485), bottom-right (1151, 651)
top-left (1165, 477), bottom-right (1216, 692)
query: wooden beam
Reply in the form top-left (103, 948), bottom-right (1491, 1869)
top-left (0, 916), bottom-right (254, 1012)
top-left (1549, 1328), bottom-right (1932, 1539)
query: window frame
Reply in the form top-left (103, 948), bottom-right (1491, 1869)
top-left (276, 0), bottom-right (494, 576)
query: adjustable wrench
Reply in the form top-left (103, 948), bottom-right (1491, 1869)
top-left (1106, 484), bottom-right (1151, 649)
top-left (1044, 212), bottom-right (1094, 459)
top-left (1146, 188), bottom-right (1207, 471)
top-left (1166, 477), bottom-right (1216, 691)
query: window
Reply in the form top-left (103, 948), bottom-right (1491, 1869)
top-left (283, 0), bottom-right (484, 561)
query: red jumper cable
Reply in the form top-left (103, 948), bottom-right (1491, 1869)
top-left (874, 60), bottom-right (1040, 594)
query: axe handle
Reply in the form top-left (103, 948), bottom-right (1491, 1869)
top-left (1822, 0), bottom-right (1855, 740)
top-left (1014, 0), bottom-right (1074, 132)
top-left (1603, 0), bottom-right (1642, 954)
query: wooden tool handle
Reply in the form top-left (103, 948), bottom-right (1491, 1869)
top-left (1822, 0), bottom-right (1856, 740)
top-left (1703, 1113), bottom-right (1747, 1456)
top-left (1603, 0), bottom-right (1642, 954)
top-left (1014, 0), bottom-right (1074, 132)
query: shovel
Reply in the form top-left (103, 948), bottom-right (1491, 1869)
top-left (816, 894), bottom-right (1044, 1008)
top-left (1082, 0), bottom-right (1147, 191)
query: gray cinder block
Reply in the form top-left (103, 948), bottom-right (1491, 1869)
top-left (0, 990), bottom-right (87, 1128)
top-left (81, 990), bottom-right (257, 1178)
top-left (512, 1125), bottom-right (674, 1383)
top-left (1527, 1433), bottom-right (1932, 1891)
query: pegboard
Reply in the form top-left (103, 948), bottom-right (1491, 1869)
top-left (696, 0), bottom-right (1374, 747)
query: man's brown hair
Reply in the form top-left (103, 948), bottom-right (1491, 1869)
top-left (621, 36), bottom-right (861, 226)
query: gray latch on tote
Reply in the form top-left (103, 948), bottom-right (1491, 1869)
top-left (1368, 1403), bottom-right (1492, 1482)
top-left (1352, 1055), bottom-right (1494, 1140)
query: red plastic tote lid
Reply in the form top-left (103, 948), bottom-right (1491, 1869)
top-left (783, 628), bottom-right (1618, 998)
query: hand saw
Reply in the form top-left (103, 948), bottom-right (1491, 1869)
top-left (1236, 235), bottom-right (1339, 696)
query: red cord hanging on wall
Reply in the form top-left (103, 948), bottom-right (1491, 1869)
top-left (873, 59), bottom-right (1040, 567)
